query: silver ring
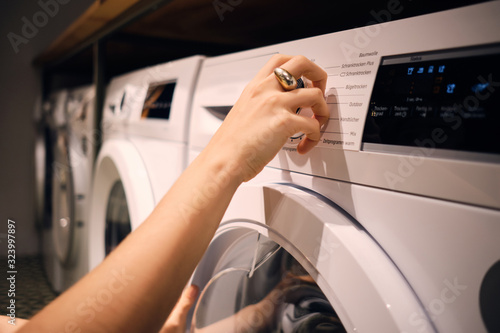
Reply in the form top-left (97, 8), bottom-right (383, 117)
top-left (274, 67), bottom-right (298, 91)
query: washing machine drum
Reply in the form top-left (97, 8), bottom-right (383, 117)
top-left (191, 230), bottom-right (346, 332)
top-left (277, 284), bottom-right (343, 332)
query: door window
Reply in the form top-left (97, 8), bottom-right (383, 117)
top-left (192, 230), bottom-right (346, 332)
top-left (105, 181), bottom-right (131, 255)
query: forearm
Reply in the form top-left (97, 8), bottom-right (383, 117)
top-left (20, 148), bottom-right (243, 333)
top-left (19, 54), bottom-right (328, 333)
top-left (0, 316), bottom-right (28, 331)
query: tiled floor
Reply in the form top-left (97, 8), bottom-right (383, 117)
top-left (1, 256), bottom-right (58, 320)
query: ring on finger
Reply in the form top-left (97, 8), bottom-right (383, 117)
top-left (273, 67), bottom-right (298, 91)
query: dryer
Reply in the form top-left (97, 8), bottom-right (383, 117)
top-left (88, 56), bottom-right (204, 270)
top-left (188, 3), bottom-right (500, 332)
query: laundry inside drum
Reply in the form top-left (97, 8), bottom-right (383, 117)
top-left (191, 231), bottom-right (346, 332)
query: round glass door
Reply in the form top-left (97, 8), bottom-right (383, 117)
top-left (52, 132), bottom-right (75, 267)
top-left (35, 123), bottom-right (46, 227)
top-left (191, 229), bottom-right (346, 332)
top-left (105, 180), bottom-right (131, 255)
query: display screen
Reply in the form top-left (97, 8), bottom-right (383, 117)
top-left (141, 81), bottom-right (176, 119)
top-left (362, 44), bottom-right (500, 155)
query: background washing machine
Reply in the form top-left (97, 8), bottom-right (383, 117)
top-left (188, 3), bottom-right (500, 332)
top-left (34, 94), bottom-right (44, 229)
top-left (34, 94), bottom-right (52, 236)
top-left (49, 85), bottom-right (96, 293)
top-left (88, 55), bottom-right (204, 270)
top-left (41, 88), bottom-right (68, 292)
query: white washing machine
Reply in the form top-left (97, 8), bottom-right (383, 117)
top-left (188, 3), bottom-right (500, 332)
top-left (49, 85), bottom-right (97, 293)
top-left (34, 94), bottom-right (55, 233)
top-left (34, 94), bottom-right (45, 229)
top-left (88, 55), bottom-right (204, 269)
top-left (35, 93), bottom-right (58, 282)
top-left (41, 88), bottom-right (68, 292)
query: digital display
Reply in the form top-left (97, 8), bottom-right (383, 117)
top-left (362, 44), bottom-right (500, 155)
top-left (142, 82), bottom-right (176, 120)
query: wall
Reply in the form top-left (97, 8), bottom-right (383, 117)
top-left (0, 0), bottom-right (94, 256)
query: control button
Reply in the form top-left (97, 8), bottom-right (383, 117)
top-left (285, 78), bottom-right (308, 147)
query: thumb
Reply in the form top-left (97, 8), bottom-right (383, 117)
top-left (160, 285), bottom-right (199, 333)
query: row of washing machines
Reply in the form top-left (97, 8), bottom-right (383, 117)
top-left (35, 3), bottom-right (500, 332)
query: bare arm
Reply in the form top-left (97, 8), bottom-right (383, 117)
top-left (0, 316), bottom-right (28, 332)
top-left (19, 54), bottom-right (328, 333)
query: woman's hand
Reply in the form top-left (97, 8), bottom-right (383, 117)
top-left (204, 54), bottom-right (329, 182)
top-left (159, 285), bottom-right (199, 333)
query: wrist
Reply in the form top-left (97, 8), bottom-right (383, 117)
top-left (196, 142), bottom-right (246, 188)
top-left (191, 149), bottom-right (243, 197)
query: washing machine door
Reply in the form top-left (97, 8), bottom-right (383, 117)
top-left (88, 139), bottom-right (155, 269)
top-left (35, 122), bottom-right (47, 228)
top-left (104, 179), bottom-right (131, 255)
top-left (190, 184), bottom-right (436, 333)
top-left (52, 129), bottom-right (76, 267)
top-left (192, 229), bottom-right (346, 332)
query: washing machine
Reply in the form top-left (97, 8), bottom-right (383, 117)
top-left (34, 94), bottom-right (44, 227)
top-left (35, 92), bottom-right (57, 281)
top-left (49, 85), bottom-right (97, 293)
top-left (41, 88), bottom-right (68, 292)
top-left (88, 55), bottom-right (204, 270)
top-left (34, 94), bottom-right (51, 231)
top-left (187, 3), bottom-right (500, 332)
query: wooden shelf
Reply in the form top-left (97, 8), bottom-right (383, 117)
top-left (35, 0), bottom-right (488, 88)
top-left (34, 0), bottom-right (172, 68)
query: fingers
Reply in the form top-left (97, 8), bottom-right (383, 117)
top-left (257, 54), bottom-right (328, 93)
top-left (278, 85), bottom-right (329, 154)
top-left (160, 285), bottom-right (199, 333)
top-left (255, 54), bottom-right (327, 92)
top-left (279, 55), bottom-right (328, 92)
top-left (262, 55), bottom-right (329, 153)
top-left (292, 113), bottom-right (323, 154)
top-left (220, 54), bottom-right (329, 181)
top-left (284, 88), bottom-right (329, 127)
top-left (253, 54), bottom-right (294, 81)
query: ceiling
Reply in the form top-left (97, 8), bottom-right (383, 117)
top-left (39, 0), bottom-right (488, 91)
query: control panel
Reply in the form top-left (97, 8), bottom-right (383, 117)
top-left (363, 44), bottom-right (500, 155)
top-left (191, 2), bottom-right (500, 209)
